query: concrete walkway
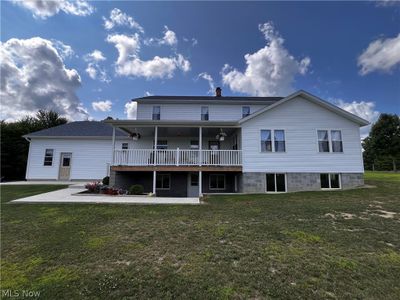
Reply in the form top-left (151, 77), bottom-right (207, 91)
top-left (9, 185), bottom-right (200, 205)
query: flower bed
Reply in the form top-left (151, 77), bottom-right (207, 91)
top-left (84, 182), bottom-right (127, 196)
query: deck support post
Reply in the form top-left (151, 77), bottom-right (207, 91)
top-left (199, 127), bottom-right (202, 166)
top-left (199, 170), bottom-right (202, 197)
top-left (154, 126), bottom-right (158, 165)
top-left (111, 126), bottom-right (116, 166)
top-left (153, 170), bottom-right (156, 195)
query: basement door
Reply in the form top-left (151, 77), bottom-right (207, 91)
top-left (58, 153), bottom-right (72, 180)
top-left (187, 173), bottom-right (199, 197)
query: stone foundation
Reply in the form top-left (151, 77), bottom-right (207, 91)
top-left (286, 173), bottom-right (321, 192)
top-left (340, 173), bottom-right (364, 189)
top-left (241, 172), bottom-right (266, 193)
top-left (240, 172), bottom-right (364, 193)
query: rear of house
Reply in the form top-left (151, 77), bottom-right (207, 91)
top-left (24, 89), bottom-right (369, 196)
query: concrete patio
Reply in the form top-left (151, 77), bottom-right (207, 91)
top-left (7, 184), bottom-right (200, 205)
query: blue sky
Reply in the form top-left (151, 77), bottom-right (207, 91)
top-left (1, 1), bottom-right (399, 128)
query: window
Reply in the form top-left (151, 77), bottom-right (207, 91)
top-left (156, 174), bottom-right (170, 189)
top-left (190, 140), bottom-right (199, 149)
top-left (261, 130), bottom-right (272, 152)
top-left (201, 106), bottom-right (209, 121)
top-left (320, 173), bottom-right (341, 189)
top-left (318, 130), bottom-right (330, 152)
top-left (43, 149), bottom-right (54, 166)
top-left (331, 130), bottom-right (343, 152)
top-left (274, 130), bottom-right (286, 152)
top-left (152, 106), bottom-right (160, 120)
top-left (209, 174), bottom-right (225, 190)
top-left (122, 143), bottom-right (129, 149)
top-left (318, 130), bottom-right (343, 153)
top-left (261, 130), bottom-right (285, 152)
top-left (62, 156), bottom-right (71, 167)
top-left (266, 173), bottom-right (286, 192)
top-left (242, 106), bottom-right (250, 118)
top-left (155, 140), bottom-right (168, 150)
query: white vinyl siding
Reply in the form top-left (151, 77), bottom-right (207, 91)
top-left (241, 96), bottom-right (364, 173)
top-left (26, 139), bottom-right (128, 180)
top-left (136, 103), bottom-right (266, 121)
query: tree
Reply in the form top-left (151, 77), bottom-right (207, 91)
top-left (35, 110), bottom-right (68, 128)
top-left (363, 113), bottom-right (400, 171)
top-left (0, 110), bottom-right (68, 181)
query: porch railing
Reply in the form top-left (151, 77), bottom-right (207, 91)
top-left (113, 149), bottom-right (242, 166)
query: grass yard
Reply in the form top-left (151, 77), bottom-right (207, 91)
top-left (1, 172), bottom-right (399, 299)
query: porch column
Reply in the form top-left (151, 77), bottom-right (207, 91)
top-left (154, 126), bottom-right (158, 166)
top-left (153, 170), bottom-right (156, 195)
top-left (199, 127), bottom-right (202, 166)
top-left (111, 126), bottom-right (116, 165)
top-left (199, 170), bottom-right (202, 196)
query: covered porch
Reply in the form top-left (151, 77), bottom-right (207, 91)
top-left (108, 120), bottom-right (243, 167)
top-left (106, 120), bottom-right (243, 197)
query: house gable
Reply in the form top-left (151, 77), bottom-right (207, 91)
top-left (239, 90), bottom-right (369, 127)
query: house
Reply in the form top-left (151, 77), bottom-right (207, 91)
top-left (24, 89), bottom-right (369, 196)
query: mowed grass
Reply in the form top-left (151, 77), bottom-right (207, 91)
top-left (1, 172), bottom-right (399, 299)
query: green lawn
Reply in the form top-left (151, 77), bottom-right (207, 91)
top-left (1, 173), bottom-right (399, 299)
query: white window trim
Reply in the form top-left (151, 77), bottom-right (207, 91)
top-left (201, 106), bottom-right (209, 121)
top-left (209, 174), bottom-right (226, 190)
top-left (156, 174), bottom-right (171, 190)
top-left (43, 149), bottom-right (54, 166)
top-left (320, 173), bottom-right (342, 190)
top-left (260, 129), bottom-right (286, 153)
top-left (122, 143), bottom-right (129, 150)
top-left (265, 173), bottom-right (287, 193)
top-left (152, 106), bottom-right (161, 120)
top-left (242, 106), bottom-right (251, 118)
top-left (316, 129), bottom-right (344, 153)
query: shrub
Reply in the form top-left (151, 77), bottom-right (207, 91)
top-left (129, 184), bottom-right (144, 195)
top-left (85, 182), bottom-right (102, 193)
top-left (102, 176), bottom-right (110, 185)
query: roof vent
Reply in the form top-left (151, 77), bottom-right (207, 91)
top-left (215, 87), bottom-right (222, 97)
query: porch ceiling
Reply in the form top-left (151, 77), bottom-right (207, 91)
top-left (109, 122), bottom-right (239, 138)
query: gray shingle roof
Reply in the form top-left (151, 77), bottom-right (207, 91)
top-left (25, 121), bottom-right (128, 137)
top-left (134, 95), bottom-right (283, 103)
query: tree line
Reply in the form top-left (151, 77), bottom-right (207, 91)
top-left (1, 110), bottom-right (67, 181)
top-left (362, 113), bottom-right (400, 172)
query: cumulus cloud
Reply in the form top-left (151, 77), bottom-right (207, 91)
top-left (52, 40), bottom-right (74, 59)
top-left (335, 99), bottom-right (380, 138)
top-left (221, 22), bottom-right (311, 96)
top-left (106, 33), bottom-right (190, 79)
top-left (103, 8), bottom-right (144, 33)
top-left (0, 37), bottom-right (89, 121)
top-left (84, 50), bottom-right (110, 82)
top-left (125, 101), bottom-right (137, 119)
top-left (92, 100), bottom-right (112, 112)
top-left (358, 34), bottom-right (400, 75)
top-left (183, 37), bottom-right (198, 46)
top-left (12, 0), bottom-right (94, 19)
top-left (145, 26), bottom-right (178, 47)
top-left (198, 72), bottom-right (215, 94)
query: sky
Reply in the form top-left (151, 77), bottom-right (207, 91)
top-left (1, 0), bottom-right (399, 137)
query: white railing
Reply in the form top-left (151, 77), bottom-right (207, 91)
top-left (113, 149), bottom-right (242, 166)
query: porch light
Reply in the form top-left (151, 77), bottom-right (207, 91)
top-left (216, 129), bottom-right (227, 141)
top-left (130, 132), bottom-right (141, 140)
